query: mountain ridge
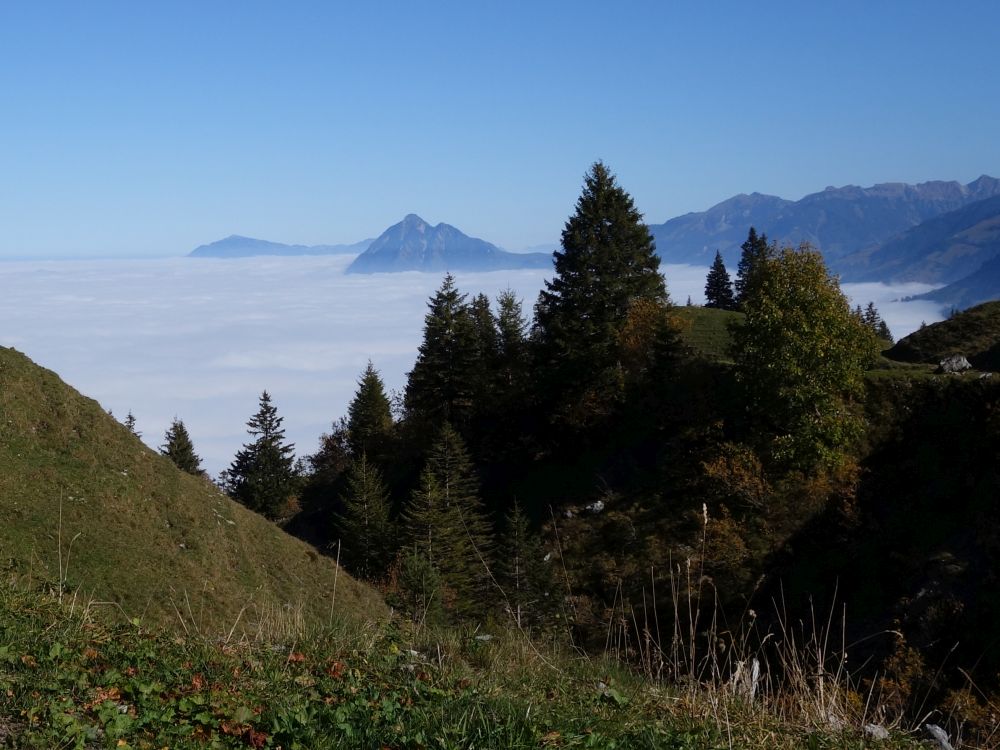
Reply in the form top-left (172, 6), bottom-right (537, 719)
top-left (190, 235), bottom-right (373, 258)
top-left (346, 214), bottom-right (552, 274)
top-left (649, 175), bottom-right (1000, 273)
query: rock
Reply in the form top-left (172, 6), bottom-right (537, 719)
top-left (864, 723), bottom-right (890, 740)
top-left (924, 724), bottom-right (954, 750)
top-left (936, 354), bottom-right (972, 374)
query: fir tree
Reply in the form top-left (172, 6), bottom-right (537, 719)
top-left (497, 500), bottom-right (554, 628)
top-left (495, 289), bottom-right (529, 392)
top-left (860, 301), bottom-right (894, 343)
top-left (403, 275), bottom-right (480, 430)
top-left (160, 418), bottom-right (202, 476)
top-left (401, 423), bottom-right (494, 618)
top-left (335, 453), bottom-right (394, 580)
top-left (227, 391), bottom-right (297, 519)
top-left (704, 251), bottom-right (736, 310)
top-left (346, 361), bottom-right (393, 459)
top-left (534, 162), bottom-right (669, 422)
top-left (734, 227), bottom-right (773, 307)
top-left (124, 411), bottom-right (140, 437)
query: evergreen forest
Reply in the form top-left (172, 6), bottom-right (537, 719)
top-left (204, 162), bottom-right (1000, 742)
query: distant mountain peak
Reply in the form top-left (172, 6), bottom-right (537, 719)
top-left (346, 215), bottom-right (552, 274)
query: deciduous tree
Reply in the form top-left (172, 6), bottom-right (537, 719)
top-left (731, 245), bottom-right (879, 469)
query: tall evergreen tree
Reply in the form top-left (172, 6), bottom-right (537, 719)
top-left (860, 301), bottom-right (893, 343)
top-left (227, 391), bottom-right (297, 519)
top-left (403, 275), bottom-right (480, 430)
top-left (534, 162), bottom-right (670, 423)
top-left (335, 453), bottom-right (395, 580)
top-left (704, 251), bottom-right (736, 310)
top-left (160, 418), bottom-right (202, 476)
top-left (401, 423), bottom-right (494, 618)
top-left (495, 289), bottom-right (529, 392)
top-left (734, 227), bottom-right (773, 307)
top-left (346, 361), bottom-right (393, 458)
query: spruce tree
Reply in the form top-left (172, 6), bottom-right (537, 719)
top-left (346, 361), bottom-right (393, 459)
top-left (534, 162), bottom-right (669, 422)
top-left (227, 391), bottom-right (297, 519)
top-left (124, 411), bottom-right (140, 437)
top-left (401, 423), bottom-right (494, 618)
top-left (160, 418), bottom-right (202, 476)
top-left (403, 274), bottom-right (480, 430)
top-left (704, 251), bottom-right (736, 310)
top-left (335, 453), bottom-right (394, 580)
top-left (497, 500), bottom-right (554, 628)
top-left (495, 289), bottom-right (529, 391)
top-left (860, 301), bottom-right (894, 343)
top-left (734, 227), bottom-right (773, 307)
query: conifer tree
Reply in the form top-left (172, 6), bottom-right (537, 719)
top-left (860, 301), bottom-right (893, 343)
top-left (346, 361), bottom-right (393, 458)
top-left (124, 411), bottom-right (140, 437)
top-left (335, 453), bottom-right (394, 580)
top-left (404, 275), bottom-right (480, 430)
top-left (534, 162), bottom-right (670, 422)
top-left (401, 423), bottom-right (494, 618)
top-left (734, 227), bottom-right (773, 307)
top-left (160, 418), bottom-right (202, 476)
top-left (495, 289), bottom-right (530, 394)
top-left (704, 251), bottom-right (736, 310)
top-left (227, 391), bottom-right (297, 519)
top-left (497, 500), bottom-right (554, 628)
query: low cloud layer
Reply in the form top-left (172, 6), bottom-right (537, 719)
top-left (0, 257), bottom-right (945, 476)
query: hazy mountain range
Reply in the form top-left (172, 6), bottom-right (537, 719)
top-left (188, 174), bottom-right (1000, 308)
top-left (648, 176), bottom-right (1000, 276)
top-left (190, 235), bottom-right (373, 258)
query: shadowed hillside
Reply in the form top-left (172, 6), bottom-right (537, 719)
top-left (884, 300), bottom-right (1000, 370)
top-left (0, 346), bottom-right (385, 634)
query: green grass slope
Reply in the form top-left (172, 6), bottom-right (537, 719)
top-left (671, 306), bottom-right (742, 362)
top-left (0, 346), bottom-right (385, 635)
top-left (883, 300), bottom-right (1000, 370)
top-left (0, 585), bottom-right (924, 749)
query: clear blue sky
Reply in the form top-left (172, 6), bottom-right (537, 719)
top-left (1, 1), bottom-right (998, 258)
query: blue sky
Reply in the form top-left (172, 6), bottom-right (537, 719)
top-left (1, 1), bottom-right (999, 258)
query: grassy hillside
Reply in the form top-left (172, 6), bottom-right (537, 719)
top-left (0, 584), bottom-right (925, 749)
top-left (671, 306), bottom-right (742, 362)
top-left (0, 346), bottom-right (385, 635)
top-left (884, 300), bottom-right (1000, 370)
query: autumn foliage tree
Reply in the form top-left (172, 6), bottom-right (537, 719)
top-left (731, 244), bottom-right (880, 470)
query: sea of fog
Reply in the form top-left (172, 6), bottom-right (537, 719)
top-left (0, 255), bottom-right (947, 476)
